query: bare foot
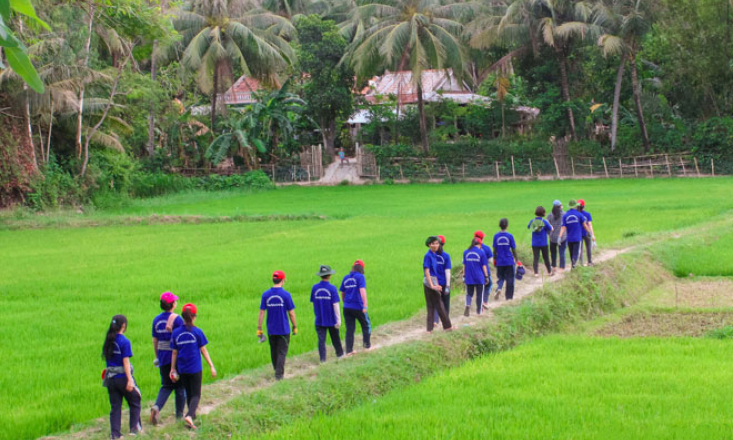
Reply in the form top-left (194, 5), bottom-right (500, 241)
top-left (184, 416), bottom-right (197, 430)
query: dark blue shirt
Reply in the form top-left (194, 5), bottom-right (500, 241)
top-left (260, 287), bottom-right (296, 335)
top-left (106, 334), bottom-right (133, 378)
top-left (527, 217), bottom-right (553, 247)
top-left (310, 281), bottom-right (340, 327)
top-left (480, 243), bottom-right (493, 260)
top-left (463, 247), bottom-right (487, 285)
top-left (436, 251), bottom-right (452, 286)
top-left (170, 326), bottom-right (208, 374)
top-left (581, 211), bottom-right (593, 237)
top-left (340, 272), bottom-right (366, 310)
top-left (423, 250), bottom-right (439, 278)
top-left (152, 312), bottom-right (184, 366)
top-left (562, 209), bottom-right (586, 243)
top-left (493, 231), bottom-right (516, 266)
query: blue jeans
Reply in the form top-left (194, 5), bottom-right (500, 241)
top-left (154, 363), bottom-right (185, 418)
top-left (550, 241), bottom-right (567, 269)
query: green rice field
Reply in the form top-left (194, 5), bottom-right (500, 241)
top-left (2, 177), bottom-right (733, 439)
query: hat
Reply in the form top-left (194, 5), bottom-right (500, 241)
top-left (577, 199), bottom-right (585, 207)
top-left (160, 292), bottom-right (179, 304)
top-left (474, 230), bottom-right (485, 239)
top-left (568, 199), bottom-right (578, 209)
top-left (354, 259), bottom-right (365, 269)
top-left (182, 303), bottom-right (197, 315)
top-left (272, 270), bottom-right (286, 281)
top-left (437, 235), bottom-right (446, 245)
top-left (553, 199), bottom-right (562, 207)
top-left (425, 236), bottom-right (440, 246)
top-left (515, 265), bottom-right (526, 281)
top-left (316, 265), bottom-right (336, 277)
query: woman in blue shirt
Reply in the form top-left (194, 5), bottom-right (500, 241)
top-left (462, 237), bottom-right (489, 316)
top-left (527, 206), bottom-right (554, 277)
top-left (433, 235), bottom-right (452, 325)
top-left (424, 236), bottom-right (453, 332)
top-left (493, 218), bottom-right (519, 300)
top-left (170, 303), bottom-right (217, 430)
top-left (340, 260), bottom-right (371, 354)
top-left (102, 314), bottom-right (142, 439)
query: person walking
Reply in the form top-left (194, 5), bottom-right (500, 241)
top-left (560, 200), bottom-right (589, 269)
top-left (340, 260), bottom-right (371, 354)
top-left (311, 265), bottom-right (344, 362)
top-left (170, 303), bottom-right (216, 430)
top-left (258, 271), bottom-right (297, 380)
top-left (102, 314), bottom-right (142, 439)
top-left (577, 199), bottom-right (596, 266)
top-left (547, 200), bottom-right (567, 272)
top-left (433, 235), bottom-right (452, 325)
top-left (473, 231), bottom-right (494, 307)
top-left (493, 218), bottom-right (519, 300)
top-left (424, 236), bottom-right (453, 332)
top-left (150, 292), bottom-right (185, 425)
top-left (463, 238), bottom-right (490, 316)
top-left (527, 206), bottom-right (553, 277)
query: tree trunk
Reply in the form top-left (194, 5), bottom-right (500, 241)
top-left (23, 84), bottom-right (38, 172)
top-left (147, 40), bottom-right (158, 157)
top-left (556, 46), bottom-right (577, 139)
top-left (76, 1), bottom-right (96, 160)
top-left (47, 97), bottom-right (54, 163)
top-left (417, 82), bottom-right (429, 153)
top-left (610, 54), bottom-right (626, 152)
top-left (211, 62), bottom-right (219, 134)
top-left (501, 102), bottom-right (506, 138)
top-left (629, 52), bottom-right (650, 152)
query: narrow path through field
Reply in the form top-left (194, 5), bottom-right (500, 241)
top-left (319, 159), bottom-right (362, 185)
top-left (43, 247), bottom-right (629, 440)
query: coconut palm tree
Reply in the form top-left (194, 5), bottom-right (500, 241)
top-left (467, 0), bottom-right (601, 139)
top-left (596, 0), bottom-right (655, 152)
top-left (344, 0), bottom-right (470, 152)
top-left (159, 0), bottom-right (296, 132)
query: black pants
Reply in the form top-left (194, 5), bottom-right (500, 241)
top-left (179, 371), bottom-right (202, 419)
top-left (568, 241), bottom-right (581, 268)
top-left (580, 235), bottom-right (593, 264)
top-left (344, 308), bottom-right (371, 353)
top-left (433, 285), bottom-right (450, 323)
top-left (496, 265), bottom-right (515, 300)
top-left (107, 375), bottom-right (142, 439)
top-left (424, 284), bottom-right (452, 331)
top-left (268, 334), bottom-right (290, 380)
top-left (316, 325), bottom-right (344, 362)
top-left (154, 363), bottom-right (185, 417)
top-left (550, 241), bottom-right (567, 269)
top-left (532, 245), bottom-right (552, 274)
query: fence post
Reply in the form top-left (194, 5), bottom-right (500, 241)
top-left (445, 165), bottom-right (451, 181)
top-left (462, 163), bottom-right (465, 180)
top-left (495, 161), bottom-right (500, 179)
top-left (633, 157), bottom-right (639, 177)
top-left (602, 157), bottom-right (609, 178)
top-left (618, 158), bottom-right (623, 178)
top-left (306, 165), bottom-right (311, 182)
top-left (712, 158), bottom-right (715, 176)
top-left (589, 157), bottom-right (594, 176)
top-left (529, 158), bottom-right (533, 177)
top-left (694, 157), bottom-right (701, 176)
top-left (553, 157), bottom-right (560, 178)
top-left (665, 155), bottom-right (672, 176)
top-left (511, 155), bottom-right (516, 179)
top-left (649, 159), bottom-right (653, 177)
top-left (399, 164), bottom-right (404, 180)
top-left (571, 156), bottom-right (575, 177)
top-left (378, 165), bottom-right (381, 181)
top-left (292, 165), bottom-right (296, 182)
top-left (680, 157), bottom-right (687, 176)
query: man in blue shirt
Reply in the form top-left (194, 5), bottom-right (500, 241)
top-left (311, 265), bottom-right (344, 362)
top-left (424, 236), bottom-right (453, 332)
top-left (560, 200), bottom-right (590, 269)
top-left (258, 270), bottom-right (297, 380)
top-left (577, 199), bottom-right (596, 266)
top-left (493, 219), bottom-right (519, 300)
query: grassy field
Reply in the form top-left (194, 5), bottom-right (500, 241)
top-left (255, 336), bottom-right (733, 440)
top-left (2, 177), bottom-right (733, 439)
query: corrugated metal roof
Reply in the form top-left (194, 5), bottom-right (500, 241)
top-left (363, 69), bottom-right (471, 104)
top-left (220, 76), bottom-right (264, 105)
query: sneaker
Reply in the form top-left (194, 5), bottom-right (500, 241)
top-left (464, 306), bottom-right (470, 317)
top-left (149, 407), bottom-right (159, 426)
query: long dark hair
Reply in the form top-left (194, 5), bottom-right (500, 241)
top-left (552, 205), bottom-right (562, 218)
top-left (182, 309), bottom-right (196, 330)
top-left (102, 315), bottom-right (127, 360)
top-left (467, 237), bottom-right (481, 251)
top-left (437, 242), bottom-right (444, 255)
top-left (352, 263), bottom-right (364, 274)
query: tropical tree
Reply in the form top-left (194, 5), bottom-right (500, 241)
top-left (159, 0), bottom-right (296, 133)
top-left (0, 0), bottom-right (48, 94)
top-left (596, 0), bottom-right (656, 152)
top-left (248, 78), bottom-right (312, 151)
top-left (206, 110), bottom-right (265, 169)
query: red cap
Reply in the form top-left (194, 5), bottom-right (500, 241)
top-left (354, 259), bottom-right (365, 268)
top-left (474, 230), bottom-right (485, 239)
top-left (273, 270), bottom-right (286, 281)
top-left (182, 303), bottom-right (197, 315)
top-left (578, 199), bottom-right (585, 207)
top-left (437, 235), bottom-right (446, 245)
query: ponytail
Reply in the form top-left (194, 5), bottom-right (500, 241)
top-left (102, 315), bottom-right (127, 359)
top-left (468, 237), bottom-right (481, 251)
top-left (182, 309), bottom-right (196, 330)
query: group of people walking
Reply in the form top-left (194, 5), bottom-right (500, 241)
top-left (101, 198), bottom-right (595, 438)
top-left (421, 198), bottom-right (596, 332)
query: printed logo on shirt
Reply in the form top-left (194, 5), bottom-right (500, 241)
top-left (343, 278), bottom-right (357, 289)
top-left (496, 236), bottom-right (511, 246)
top-left (314, 288), bottom-right (332, 300)
top-left (436, 255), bottom-right (445, 265)
top-left (266, 295), bottom-right (285, 307)
top-left (465, 251), bottom-right (482, 262)
top-left (566, 215), bottom-right (579, 224)
top-left (175, 331), bottom-right (197, 346)
top-left (154, 321), bottom-right (168, 334)
top-left (112, 342), bottom-right (121, 355)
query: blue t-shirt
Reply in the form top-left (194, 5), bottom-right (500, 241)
top-left (493, 231), bottom-right (516, 266)
top-left (562, 209), bottom-right (586, 243)
top-left (170, 326), bottom-right (208, 374)
top-left (463, 247), bottom-right (487, 285)
top-left (310, 281), bottom-right (340, 327)
top-left (260, 287), bottom-right (295, 335)
top-left (527, 217), bottom-right (553, 247)
top-left (480, 243), bottom-right (493, 260)
top-left (581, 211), bottom-right (593, 237)
top-left (152, 312), bottom-right (184, 366)
top-left (436, 251), bottom-right (452, 286)
top-left (340, 272), bottom-right (367, 310)
top-left (106, 334), bottom-right (133, 378)
top-left (423, 251), bottom-right (439, 278)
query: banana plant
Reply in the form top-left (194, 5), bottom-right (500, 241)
top-left (0, 0), bottom-right (49, 93)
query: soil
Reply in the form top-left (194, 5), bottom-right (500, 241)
top-left (649, 278), bottom-right (733, 309)
top-left (595, 312), bottom-right (733, 338)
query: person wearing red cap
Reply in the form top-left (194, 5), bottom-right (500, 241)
top-left (150, 292), bottom-right (185, 425)
top-left (473, 230), bottom-right (494, 305)
top-left (340, 260), bottom-right (371, 354)
top-left (577, 199), bottom-right (596, 266)
top-left (170, 303), bottom-right (217, 430)
top-left (258, 271), bottom-right (297, 380)
top-left (433, 235), bottom-right (452, 324)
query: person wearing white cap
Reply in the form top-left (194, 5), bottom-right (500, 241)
top-left (150, 292), bottom-right (185, 425)
top-left (311, 265), bottom-right (344, 362)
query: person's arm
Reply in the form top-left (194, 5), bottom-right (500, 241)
top-left (560, 225), bottom-right (567, 238)
top-left (169, 349), bottom-right (178, 380)
top-left (482, 264), bottom-right (489, 280)
top-left (333, 303), bottom-right (341, 328)
top-left (257, 309), bottom-right (265, 335)
top-left (492, 247), bottom-right (497, 266)
top-left (359, 287), bottom-right (369, 310)
top-left (423, 268), bottom-right (441, 291)
top-left (586, 221), bottom-right (594, 238)
top-left (165, 313), bottom-right (178, 332)
top-left (152, 337), bottom-right (159, 362)
top-left (288, 309), bottom-right (298, 334)
top-left (511, 248), bottom-right (518, 261)
top-left (123, 357), bottom-right (134, 392)
top-left (444, 268), bottom-right (451, 292)
top-left (200, 346), bottom-right (216, 377)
